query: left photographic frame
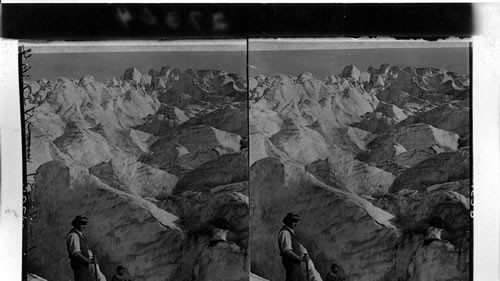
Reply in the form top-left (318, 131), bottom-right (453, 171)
top-left (20, 40), bottom-right (249, 281)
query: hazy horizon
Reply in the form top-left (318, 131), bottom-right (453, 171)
top-left (29, 46), bottom-right (470, 84)
top-left (29, 51), bottom-right (247, 83)
top-left (249, 47), bottom-right (470, 79)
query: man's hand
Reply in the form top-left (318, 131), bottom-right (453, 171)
top-left (284, 250), bottom-right (304, 263)
top-left (73, 252), bottom-right (92, 265)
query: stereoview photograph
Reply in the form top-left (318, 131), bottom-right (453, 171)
top-left (248, 40), bottom-right (470, 281)
top-left (22, 41), bottom-right (249, 281)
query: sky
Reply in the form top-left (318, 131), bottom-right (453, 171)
top-left (249, 47), bottom-right (470, 79)
top-left (28, 44), bottom-right (470, 83)
top-left (29, 51), bottom-right (247, 82)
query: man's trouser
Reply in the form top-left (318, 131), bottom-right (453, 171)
top-left (282, 256), bottom-right (305, 281)
top-left (70, 259), bottom-right (91, 281)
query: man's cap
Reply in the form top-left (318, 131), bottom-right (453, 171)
top-left (282, 212), bottom-right (301, 223)
top-left (212, 217), bottom-right (231, 230)
top-left (71, 215), bottom-right (89, 226)
top-left (117, 265), bottom-right (125, 271)
top-left (429, 216), bottom-right (444, 228)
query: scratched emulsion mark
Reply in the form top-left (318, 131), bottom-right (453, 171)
top-left (20, 46), bottom-right (41, 278)
top-left (5, 209), bottom-right (19, 218)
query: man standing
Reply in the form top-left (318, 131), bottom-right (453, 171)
top-left (278, 212), bottom-right (309, 281)
top-left (67, 215), bottom-right (95, 281)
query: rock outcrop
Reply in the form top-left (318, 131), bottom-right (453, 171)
top-left (123, 67), bottom-right (143, 83)
top-left (251, 158), bottom-right (398, 281)
top-left (341, 65), bottom-right (361, 81)
top-left (249, 64), bottom-right (470, 281)
top-left (26, 60), bottom-right (470, 281)
top-left (390, 150), bottom-right (470, 192)
top-left (192, 241), bottom-right (249, 281)
top-left (362, 123), bottom-right (460, 163)
top-left (407, 241), bottom-right (469, 281)
top-left (31, 160), bottom-right (183, 281)
top-left (26, 66), bottom-right (249, 281)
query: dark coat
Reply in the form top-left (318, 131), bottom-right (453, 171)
top-left (67, 228), bottom-right (90, 281)
top-left (279, 226), bottom-right (305, 281)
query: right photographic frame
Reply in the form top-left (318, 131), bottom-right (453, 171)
top-left (248, 39), bottom-right (471, 281)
